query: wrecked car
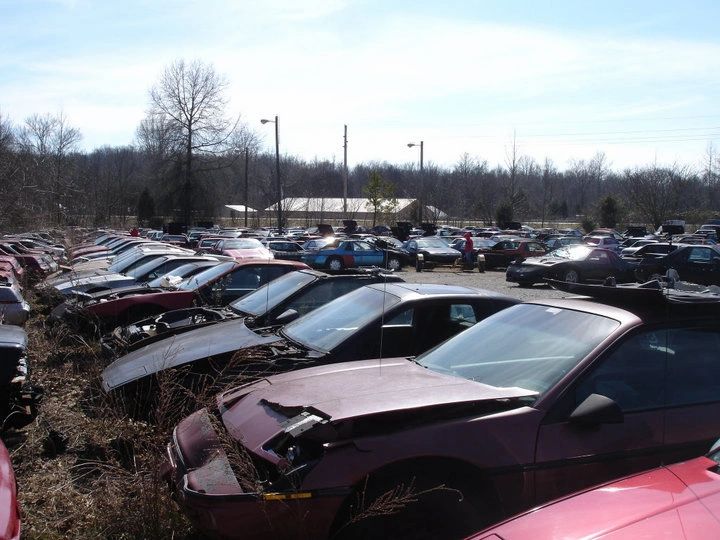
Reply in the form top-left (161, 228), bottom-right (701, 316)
top-left (0, 280), bottom-right (30, 326)
top-left (166, 283), bottom-right (720, 539)
top-left (102, 283), bottom-right (517, 407)
top-left (53, 259), bottom-right (308, 330)
top-left (0, 326), bottom-right (36, 428)
top-left (101, 269), bottom-right (404, 357)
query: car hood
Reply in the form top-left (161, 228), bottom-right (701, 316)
top-left (514, 255), bottom-right (570, 267)
top-left (420, 247), bottom-right (458, 256)
top-left (219, 358), bottom-right (536, 449)
top-left (101, 318), bottom-right (282, 391)
top-left (475, 457), bottom-right (720, 539)
top-left (54, 273), bottom-right (132, 291)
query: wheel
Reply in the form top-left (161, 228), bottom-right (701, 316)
top-left (563, 268), bottom-right (580, 283)
top-left (387, 257), bottom-right (401, 271)
top-left (477, 261), bottom-right (485, 273)
top-left (333, 468), bottom-right (493, 540)
top-left (328, 257), bottom-right (344, 272)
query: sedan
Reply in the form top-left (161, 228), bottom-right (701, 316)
top-left (506, 245), bottom-right (635, 286)
top-left (635, 244), bottom-right (720, 285)
top-left (102, 283), bottom-right (518, 406)
top-left (305, 239), bottom-right (405, 271)
top-left (403, 237), bottom-right (462, 271)
top-left (164, 285), bottom-right (720, 539)
top-left (101, 269), bottom-right (403, 357)
top-left (479, 239), bottom-right (548, 270)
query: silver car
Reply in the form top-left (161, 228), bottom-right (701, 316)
top-left (0, 281), bottom-right (30, 326)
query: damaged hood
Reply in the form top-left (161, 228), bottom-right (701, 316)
top-left (101, 318), bottom-right (283, 391)
top-left (219, 358), bottom-right (536, 450)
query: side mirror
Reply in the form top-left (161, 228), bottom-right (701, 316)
top-left (275, 308), bottom-right (299, 324)
top-left (569, 393), bottom-right (623, 426)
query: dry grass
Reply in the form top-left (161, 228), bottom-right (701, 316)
top-left (9, 287), bottom-right (195, 539)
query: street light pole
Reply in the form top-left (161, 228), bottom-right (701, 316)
top-left (261, 115), bottom-right (282, 234)
top-left (407, 140), bottom-right (424, 224)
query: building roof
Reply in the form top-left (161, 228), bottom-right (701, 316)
top-left (225, 204), bottom-right (258, 213)
top-left (264, 198), bottom-right (447, 218)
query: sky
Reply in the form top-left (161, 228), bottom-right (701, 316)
top-left (2, 0), bottom-right (720, 172)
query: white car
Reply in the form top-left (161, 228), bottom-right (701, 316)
top-left (0, 281), bottom-right (30, 326)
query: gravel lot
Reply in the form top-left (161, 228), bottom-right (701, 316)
top-left (396, 266), bottom-right (573, 302)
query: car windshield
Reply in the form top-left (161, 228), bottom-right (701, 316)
top-left (125, 258), bottom-right (167, 279)
top-left (229, 270), bottom-right (317, 316)
top-left (178, 261), bottom-right (236, 290)
top-left (550, 245), bottom-right (592, 260)
top-left (417, 238), bottom-right (449, 249)
top-left (416, 304), bottom-right (619, 399)
top-left (282, 286), bottom-right (401, 353)
top-left (223, 239), bottom-right (262, 250)
top-left (146, 262), bottom-right (208, 287)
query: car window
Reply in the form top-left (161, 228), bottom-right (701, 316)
top-left (384, 307), bottom-right (413, 326)
top-left (574, 330), bottom-right (666, 412)
top-left (282, 280), bottom-right (337, 317)
top-left (688, 247), bottom-right (714, 262)
top-left (449, 304), bottom-right (477, 325)
top-left (355, 241), bottom-right (374, 251)
top-left (666, 327), bottom-right (720, 406)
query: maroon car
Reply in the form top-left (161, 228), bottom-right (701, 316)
top-left (0, 438), bottom-right (20, 540)
top-left (472, 444), bottom-right (720, 539)
top-left (166, 283), bottom-right (720, 539)
top-left (57, 259), bottom-right (308, 328)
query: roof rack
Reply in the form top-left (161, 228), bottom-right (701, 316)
top-left (546, 277), bottom-right (720, 305)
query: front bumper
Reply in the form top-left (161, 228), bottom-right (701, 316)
top-left (506, 265), bottom-right (546, 283)
top-left (165, 437), bottom-right (347, 539)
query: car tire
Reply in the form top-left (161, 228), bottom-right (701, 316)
top-left (387, 257), bottom-right (401, 271)
top-left (333, 467), bottom-right (492, 540)
top-left (563, 268), bottom-right (580, 283)
top-left (328, 257), bottom-right (344, 272)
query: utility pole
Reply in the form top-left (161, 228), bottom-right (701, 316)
top-left (244, 147), bottom-right (249, 227)
top-left (343, 124), bottom-right (348, 215)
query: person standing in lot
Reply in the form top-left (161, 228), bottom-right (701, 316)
top-left (463, 231), bottom-right (474, 265)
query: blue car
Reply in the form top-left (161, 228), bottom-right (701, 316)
top-left (304, 239), bottom-right (405, 271)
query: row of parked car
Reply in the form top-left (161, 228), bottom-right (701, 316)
top-left (6, 224), bottom-right (720, 538)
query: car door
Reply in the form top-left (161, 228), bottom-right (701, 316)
top-left (534, 329), bottom-right (667, 504)
top-left (353, 241), bottom-right (382, 267)
top-left (664, 325), bottom-right (720, 461)
top-left (527, 242), bottom-right (547, 258)
top-left (680, 246), bottom-right (720, 285)
top-left (582, 249), bottom-right (613, 281)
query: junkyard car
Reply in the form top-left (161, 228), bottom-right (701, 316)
top-left (471, 441), bottom-right (720, 539)
top-left (403, 237), bottom-right (462, 271)
top-left (0, 280), bottom-right (30, 326)
top-left (479, 239), bottom-right (548, 270)
top-left (506, 245), bottom-right (634, 286)
top-left (101, 269), bottom-right (403, 357)
top-left (0, 438), bottom-right (20, 540)
top-left (165, 283), bottom-right (720, 539)
top-left (0, 326), bottom-right (35, 427)
top-left (53, 259), bottom-right (308, 329)
top-left (635, 244), bottom-right (720, 285)
top-left (102, 283), bottom-right (517, 402)
top-left (304, 239), bottom-right (405, 271)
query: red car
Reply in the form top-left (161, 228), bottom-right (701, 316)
top-left (165, 283), bottom-right (720, 539)
top-left (480, 239), bottom-right (548, 269)
top-left (471, 446), bottom-right (720, 539)
top-left (62, 259), bottom-right (308, 327)
top-left (0, 257), bottom-right (23, 281)
top-left (0, 438), bottom-right (20, 540)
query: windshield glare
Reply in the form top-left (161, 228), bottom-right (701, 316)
top-left (416, 304), bottom-right (619, 398)
top-left (282, 286), bottom-right (401, 352)
top-left (230, 271), bottom-right (316, 315)
top-left (550, 245), bottom-right (592, 260)
top-left (178, 261), bottom-right (236, 290)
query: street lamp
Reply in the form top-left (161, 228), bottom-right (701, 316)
top-left (261, 115), bottom-right (282, 234)
top-left (407, 141), bottom-right (424, 224)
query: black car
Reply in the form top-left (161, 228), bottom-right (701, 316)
top-left (264, 240), bottom-right (307, 261)
top-left (506, 245), bottom-right (634, 286)
top-left (635, 244), bottom-right (720, 285)
top-left (101, 284), bottom-right (518, 407)
top-left (403, 237), bottom-right (462, 271)
top-left (100, 269), bottom-right (404, 357)
top-left (0, 326), bottom-right (36, 428)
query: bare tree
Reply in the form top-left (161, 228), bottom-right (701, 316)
top-left (147, 59), bottom-right (238, 224)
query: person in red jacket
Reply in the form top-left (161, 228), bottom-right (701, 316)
top-left (130, 227), bottom-right (140, 237)
top-left (463, 231), bottom-right (474, 265)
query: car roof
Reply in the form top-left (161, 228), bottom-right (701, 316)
top-left (366, 282), bottom-right (517, 301)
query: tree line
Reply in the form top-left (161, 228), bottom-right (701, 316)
top-left (1, 59), bottom-right (719, 232)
